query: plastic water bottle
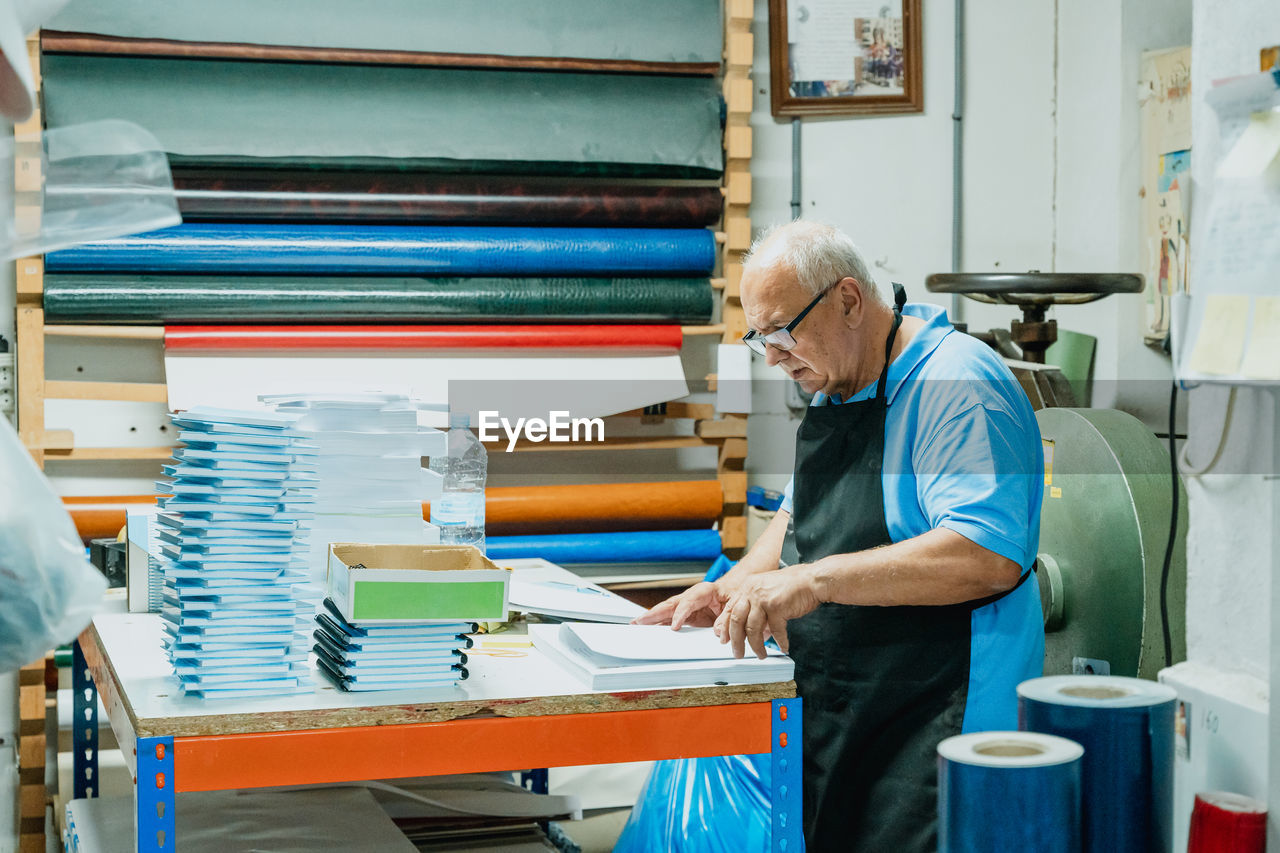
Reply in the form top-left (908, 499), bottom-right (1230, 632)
top-left (429, 413), bottom-right (487, 552)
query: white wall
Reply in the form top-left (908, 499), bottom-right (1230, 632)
top-left (1180, 0), bottom-right (1280, 681)
top-left (745, 0), bottom-right (965, 498)
top-left (745, 0), bottom-right (1190, 494)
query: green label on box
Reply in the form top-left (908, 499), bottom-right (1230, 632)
top-left (352, 580), bottom-right (504, 621)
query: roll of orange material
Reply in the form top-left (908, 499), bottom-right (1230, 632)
top-left (1188, 791), bottom-right (1266, 853)
top-left (62, 495), bottom-right (158, 543)
top-left (424, 480), bottom-right (723, 536)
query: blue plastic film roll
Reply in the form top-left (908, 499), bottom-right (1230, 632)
top-left (1018, 675), bottom-right (1177, 853)
top-left (937, 731), bottom-right (1083, 853)
top-left (44, 223), bottom-right (718, 276)
top-left (485, 529), bottom-right (722, 564)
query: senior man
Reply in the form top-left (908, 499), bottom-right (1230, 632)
top-left (637, 221), bottom-right (1044, 852)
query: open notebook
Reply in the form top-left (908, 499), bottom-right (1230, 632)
top-left (529, 623), bottom-right (793, 691)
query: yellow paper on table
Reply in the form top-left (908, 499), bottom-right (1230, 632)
top-left (1241, 296), bottom-right (1280, 380)
top-left (1188, 294), bottom-right (1249, 375)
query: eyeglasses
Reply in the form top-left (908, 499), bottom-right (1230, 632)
top-left (741, 280), bottom-right (839, 356)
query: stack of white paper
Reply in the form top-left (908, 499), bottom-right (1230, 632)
top-left (262, 392), bottom-right (446, 587)
top-left (156, 406), bottom-right (318, 699)
top-left (313, 599), bottom-right (473, 692)
top-left (529, 623), bottom-right (794, 691)
top-left (508, 576), bottom-right (645, 624)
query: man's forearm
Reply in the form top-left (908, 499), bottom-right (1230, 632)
top-left (716, 509), bottom-right (791, 594)
top-left (806, 527), bottom-right (1024, 607)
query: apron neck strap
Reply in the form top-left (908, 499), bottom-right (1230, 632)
top-left (875, 284), bottom-right (907, 401)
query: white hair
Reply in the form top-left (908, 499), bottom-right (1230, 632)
top-left (743, 220), bottom-right (885, 304)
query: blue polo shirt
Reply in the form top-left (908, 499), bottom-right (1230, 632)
top-left (779, 302), bottom-right (1044, 732)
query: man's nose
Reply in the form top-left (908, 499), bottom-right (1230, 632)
top-left (764, 345), bottom-right (786, 367)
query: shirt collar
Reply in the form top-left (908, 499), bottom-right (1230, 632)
top-left (813, 303), bottom-right (953, 406)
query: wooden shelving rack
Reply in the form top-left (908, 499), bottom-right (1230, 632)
top-left (15, 7), bottom-right (755, 559)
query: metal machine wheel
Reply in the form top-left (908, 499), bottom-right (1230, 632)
top-left (1035, 407), bottom-right (1187, 679)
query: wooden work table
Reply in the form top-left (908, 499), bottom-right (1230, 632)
top-left (74, 612), bottom-right (801, 852)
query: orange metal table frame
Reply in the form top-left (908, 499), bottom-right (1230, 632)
top-left (73, 623), bottom-right (803, 852)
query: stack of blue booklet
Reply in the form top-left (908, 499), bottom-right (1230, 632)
top-left (313, 599), bottom-right (473, 692)
top-left (156, 406), bottom-right (318, 699)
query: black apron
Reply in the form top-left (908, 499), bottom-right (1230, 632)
top-left (786, 284), bottom-right (1026, 853)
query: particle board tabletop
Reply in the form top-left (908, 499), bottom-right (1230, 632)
top-left (82, 613), bottom-right (795, 740)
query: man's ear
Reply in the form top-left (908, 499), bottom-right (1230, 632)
top-left (839, 278), bottom-right (865, 328)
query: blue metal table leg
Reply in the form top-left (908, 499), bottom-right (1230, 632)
top-left (520, 768), bottom-right (550, 795)
top-left (71, 641), bottom-right (99, 799)
top-left (135, 736), bottom-right (175, 852)
top-left (771, 697), bottom-right (803, 852)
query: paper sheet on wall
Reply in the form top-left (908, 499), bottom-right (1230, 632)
top-left (1240, 297), bottom-right (1280, 380)
top-left (1176, 72), bottom-right (1280, 384)
top-left (1218, 109), bottom-right (1280, 178)
top-left (1187, 295), bottom-right (1248, 375)
top-left (1139, 46), bottom-right (1192, 344)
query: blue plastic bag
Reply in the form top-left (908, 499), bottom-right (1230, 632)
top-left (614, 555), bottom-right (775, 852)
top-left (614, 752), bottom-right (771, 852)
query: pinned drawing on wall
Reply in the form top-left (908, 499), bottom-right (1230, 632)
top-left (1139, 46), bottom-right (1192, 346)
top-left (768, 0), bottom-right (922, 117)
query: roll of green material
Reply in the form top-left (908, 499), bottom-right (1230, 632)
top-left (42, 55), bottom-right (724, 177)
top-left (43, 275), bottom-right (716, 325)
top-left (47, 0), bottom-right (722, 66)
top-left (1044, 330), bottom-right (1097, 407)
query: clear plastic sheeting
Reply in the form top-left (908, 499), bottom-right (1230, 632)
top-left (614, 753), bottom-right (772, 853)
top-left (0, 415), bottom-right (106, 671)
top-left (2, 118), bottom-right (179, 260)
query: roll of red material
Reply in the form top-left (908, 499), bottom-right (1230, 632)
top-left (1187, 791), bottom-right (1266, 853)
top-left (164, 324), bottom-right (684, 351)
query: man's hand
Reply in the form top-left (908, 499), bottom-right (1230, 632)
top-left (713, 569), bottom-right (822, 659)
top-left (632, 581), bottom-right (729, 630)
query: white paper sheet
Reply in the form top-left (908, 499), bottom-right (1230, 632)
top-left (530, 623), bottom-right (793, 691)
top-left (561, 623), bottom-right (787, 662)
top-left (163, 353), bottom-right (690, 420)
top-left (508, 577), bottom-right (645, 623)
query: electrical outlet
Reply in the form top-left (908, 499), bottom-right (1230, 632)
top-left (0, 366), bottom-right (10, 389)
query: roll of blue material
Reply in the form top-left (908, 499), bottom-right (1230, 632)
top-left (45, 224), bottom-right (718, 276)
top-left (485, 529), bottom-right (722, 564)
top-left (1018, 675), bottom-right (1178, 853)
top-left (937, 731), bottom-right (1083, 853)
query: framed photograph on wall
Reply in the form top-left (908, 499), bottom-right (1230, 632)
top-left (768, 0), bottom-right (923, 117)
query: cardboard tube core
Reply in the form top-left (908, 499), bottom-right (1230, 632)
top-left (1059, 685), bottom-right (1131, 700)
top-left (974, 741), bottom-right (1046, 758)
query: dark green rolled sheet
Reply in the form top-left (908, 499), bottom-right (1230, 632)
top-left (47, 0), bottom-right (722, 65)
top-left (43, 275), bottom-right (716, 325)
top-left (42, 55), bottom-right (724, 176)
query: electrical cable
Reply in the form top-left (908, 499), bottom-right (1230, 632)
top-left (1160, 381), bottom-right (1178, 668)
top-left (1177, 385), bottom-right (1236, 476)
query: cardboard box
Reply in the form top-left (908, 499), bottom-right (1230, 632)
top-left (327, 543), bottom-right (510, 624)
